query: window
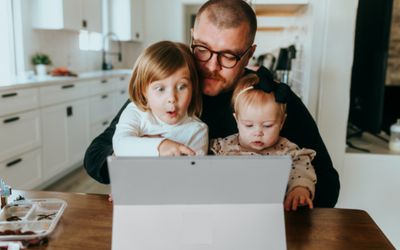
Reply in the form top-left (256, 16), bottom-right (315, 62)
top-left (79, 31), bottom-right (102, 51)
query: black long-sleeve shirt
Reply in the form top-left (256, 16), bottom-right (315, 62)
top-left (84, 68), bottom-right (340, 207)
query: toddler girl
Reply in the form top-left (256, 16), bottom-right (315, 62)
top-left (113, 40), bottom-right (208, 157)
top-left (210, 67), bottom-right (317, 211)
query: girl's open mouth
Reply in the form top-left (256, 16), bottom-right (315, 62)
top-left (253, 141), bottom-right (264, 146)
top-left (167, 111), bottom-right (177, 118)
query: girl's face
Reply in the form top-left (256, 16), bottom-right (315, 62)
top-left (234, 102), bottom-right (286, 153)
top-left (145, 67), bottom-right (193, 125)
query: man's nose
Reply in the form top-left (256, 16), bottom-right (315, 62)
top-left (205, 54), bottom-right (221, 72)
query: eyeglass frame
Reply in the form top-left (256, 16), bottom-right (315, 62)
top-left (190, 38), bottom-right (254, 69)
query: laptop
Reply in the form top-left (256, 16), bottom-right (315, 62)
top-left (108, 155), bottom-right (291, 250)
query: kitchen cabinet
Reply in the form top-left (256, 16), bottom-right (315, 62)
top-left (0, 110), bottom-right (41, 162)
top-left (31, 0), bottom-right (102, 33)
top-left (110, 0), bottom-right (143, 42)
top-left (41, 99), bottom-right (90, 181)
top-left (1, 70), bottom-right (130, 189)
top-left (0, 148), bottom-right (43, 190)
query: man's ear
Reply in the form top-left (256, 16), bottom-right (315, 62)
top-left (191, 28), bottom-right (194, 38)
top-left (244, 44), bottom-right (257, 66)
top-left (280, 114), bottom-right (287, 130)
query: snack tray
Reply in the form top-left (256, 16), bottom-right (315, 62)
top-left (0, 199), bottom-right (67, 241)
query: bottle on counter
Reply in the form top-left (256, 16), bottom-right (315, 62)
top-left (389, 119), bottom-right (400, 152)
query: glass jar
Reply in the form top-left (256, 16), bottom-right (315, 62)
top-left (389, 119), bottom-right (400, 152)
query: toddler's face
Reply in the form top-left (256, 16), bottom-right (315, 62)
top-left (145, 67), bottom-right (192, 125)
top-left (235, 102), bottom-right (286, 153)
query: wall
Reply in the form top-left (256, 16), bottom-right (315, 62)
top-left (314, 0), bottom-right (358, 180)
top-left (18, 0), bottom-right (141, 74)
top-left (386, 0), bottom-right (400, 86)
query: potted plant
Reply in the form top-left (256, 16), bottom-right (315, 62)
top-left (31, 53), bottom-right (52, 77)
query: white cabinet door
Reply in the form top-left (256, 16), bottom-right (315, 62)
top-left (32, 0), bottom-right (82, 31)
top-left (0, 110), bottom-right (41, 162)
top-left (82, 0), bottom-right (102, 33)
top-left (32, 0), bottom-right (102, 33)
top-left (0, 148), bottom-right (43, 190)
top-left (67, 99), bottom-right (90, 166)
top-left (41, 103), bottom-right (69, 180)
top-left (41, 99), bottom-right (90, 180)
top-left (115, 89), bottom-right (129, 114)
top-left (111, 0), bottom-right (143, 42)
top-left (90, 92), bottom-right (117, 125)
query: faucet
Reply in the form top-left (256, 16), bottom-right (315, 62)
top-left (102, 32), bottom-right (122, 70)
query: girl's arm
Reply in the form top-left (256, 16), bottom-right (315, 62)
top-left (112, 103), bottom-right (166, 156)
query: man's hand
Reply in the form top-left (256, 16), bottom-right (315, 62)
top-left (284, 187), bottom-right (313, 211)
top-left (158, 139), bottom-right (195, 156)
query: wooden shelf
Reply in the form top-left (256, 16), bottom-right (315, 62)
top-left (254, 3), bottom-right (308, 16)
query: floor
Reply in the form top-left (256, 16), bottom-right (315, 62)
top-left (43, 165), bottom-right (111, 194)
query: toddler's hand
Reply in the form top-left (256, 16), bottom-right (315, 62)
top-left (284, 187), bottom-right (313, 211)
top-left (109, 194), bottom-right (113, 202)
top-left (158, 139), bottom-right (195, 156)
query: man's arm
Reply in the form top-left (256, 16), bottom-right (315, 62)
top-left (281, 92), bottom-right (340, 208)
top-left (83, 99), bottom-right (130, 184)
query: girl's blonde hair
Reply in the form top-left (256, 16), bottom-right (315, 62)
top-left (231, 74), bottom-right (287, 118)
top-left (128, 41), bottom-right (202, 117)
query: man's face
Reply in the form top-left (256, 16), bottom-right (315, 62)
top-left (191, 17), bottom-right (256, 96)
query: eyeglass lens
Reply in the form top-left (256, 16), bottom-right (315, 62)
top-left (192, 46), bottom-right (238, 68)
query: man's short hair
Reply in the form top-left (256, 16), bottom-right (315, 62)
top-left (128, 41), bottom-right (202, 117)
top-left (195, 0), bottom-right (257, 45)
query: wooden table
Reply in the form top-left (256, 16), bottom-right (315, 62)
top-left (4, 190), bottom-right (395, 250)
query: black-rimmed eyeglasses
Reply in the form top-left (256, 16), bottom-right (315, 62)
top-left (191, 39), bottom-right (253, 69)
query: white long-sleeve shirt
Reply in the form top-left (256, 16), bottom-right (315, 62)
top-left (113, 102), bottom-right (209, 156)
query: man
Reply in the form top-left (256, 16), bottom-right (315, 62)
top-left (84, 0), bottom-right (340, 207)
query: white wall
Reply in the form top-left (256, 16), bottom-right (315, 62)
top-left (314, 0), bottom-right (358, 179)
top-left (18, 0), bottom-right (141, 74)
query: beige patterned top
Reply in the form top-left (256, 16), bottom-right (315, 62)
top-left (210, 134), bottom-right (317, 199)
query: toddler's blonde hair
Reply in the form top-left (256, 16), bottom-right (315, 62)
top-left (231, 74), bottom-right (286, 118)
top-left (128, 41), bottom-right (202, 117)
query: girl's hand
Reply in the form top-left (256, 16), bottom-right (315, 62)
top-left (284, 187), bottom-right (313, 211)
top-left (158, 139), bottom-right (196, 156)
top-left (109, 194), bottom-right (113, 202)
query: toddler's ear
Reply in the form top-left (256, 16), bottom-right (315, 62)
top-left (280, 114), bottom-right (287, 130)
top-left (233, 113), bottom-right (238, 121)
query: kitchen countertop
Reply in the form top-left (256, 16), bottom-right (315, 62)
top-left (0, 69), bottom-right (132, 91)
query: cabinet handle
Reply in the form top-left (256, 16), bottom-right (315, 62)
top-left (4, 117), bottom-right (20, 123)
top-left (6, 158), bottom-right (22, 167)
top-left (2, 93), bottom-right (17, 98)
top-left (66, 106), bottom-right (73, 117)
top-left (83, 20), bottom-right (87, 28)
top-left (121, 90), bottom-right (126, 94)
top-left (102, 121), bottom-right (109, 126)
top-left (136, 33), bottom-right (140, 39)
top-left (101, 80), bottom-right (107, 84)
top-left (62, 84), bottom-right (75, 89)
top-left (102, 95), bottom-right (108, 99)
top-left (120, 77), bottom-right (125, 81)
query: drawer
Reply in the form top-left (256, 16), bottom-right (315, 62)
top-left (115, 89), bottom-right (130, 113)
top-left (89, 78), bottom-right (118, 96)
top-left (90, 117), bottom-right (113, 141)
top-left (117, 75), bottom-right (129, 90)
top-left (0, 148), bottom-right (42, 190)
top-left (40, 81), bottom-right (89, 106)
top-left (0, 110), bottom-right (41, 162)
top-left (0, 87), bottom-right (39, 117)
top-left (89, 92), bottom-right (117, 124)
